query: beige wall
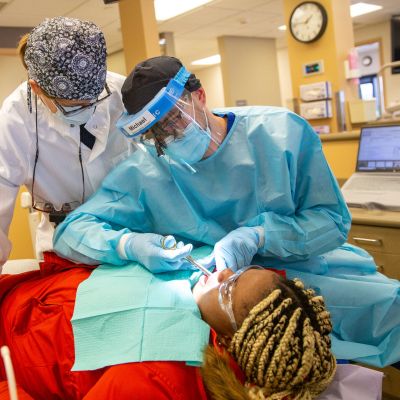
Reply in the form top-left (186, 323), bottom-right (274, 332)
top-left (193, 64), bottom-right (225, 109)
top-left (354, 20), bottom-right (400, 109)
top-left (107, 50), bottom-right (127, 77)
top-left (276, 47), bottom-right (293, 109)
top-left (218, 36), bottom-right (282, 107)
top-left (0, 55), bottom-right (26, 103)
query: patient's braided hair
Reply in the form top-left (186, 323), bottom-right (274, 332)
top-left (201, 277), bottom-right (336, 400)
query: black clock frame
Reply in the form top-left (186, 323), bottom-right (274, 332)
top-left (289, 1), bottom-right (328, 44)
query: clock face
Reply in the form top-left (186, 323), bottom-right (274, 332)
top-left (289, 2), bottom-right (328, 43)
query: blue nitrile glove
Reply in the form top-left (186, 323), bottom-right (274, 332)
top-left (124, 233), bottom-right (193, 273)
top-left (214, 227), bottom-right (263, 272)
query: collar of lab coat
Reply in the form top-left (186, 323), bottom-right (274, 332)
top-left (84, 101), bottom-right (111, 163)
top-left (43, 97), bottom-right (113, 164)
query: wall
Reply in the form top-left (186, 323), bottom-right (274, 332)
top-left (276, 45), bottom-right (294, 109)
top-left (218, 36), bottom-right (282, 107)
top-left (193, 64), bottom-right (225, 109)
top-left (0, 54), bottom-right (26, 103)
top-left (354, 20), bottom-right (400, 109)
top-left (107, 50), bottom-right (127, 76)
top-left (321, 139), bottom-right (359, 181)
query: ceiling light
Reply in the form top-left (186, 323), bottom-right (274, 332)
top-left (191, 54), bottom-right (221, 66)
top-left (154, 0), bottom-right (213, 22)
top-left (350, 2), bottom-right (382, 18)
top-left (278, 25), bottom-right (287, 31)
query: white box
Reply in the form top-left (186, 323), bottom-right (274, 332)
top-left (348, 99), bottom-right (377, 123)
top-left (300, 100), bottom-right (332, 120)
top-left (313, 125), bottom-right (331, 134)
top-left (300, 81), bottom-right (332, 102)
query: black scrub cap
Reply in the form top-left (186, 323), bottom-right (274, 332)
top-left (121, 56), bottom-right (201, 115)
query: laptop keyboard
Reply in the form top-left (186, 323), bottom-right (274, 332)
top-left (345, 175), bottom-right (400, 191)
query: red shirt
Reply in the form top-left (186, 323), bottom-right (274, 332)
top-left (0, 253), bottom-right (248, 400)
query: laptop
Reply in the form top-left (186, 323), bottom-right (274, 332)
top-left (341, 124), bottom-right (400, 210)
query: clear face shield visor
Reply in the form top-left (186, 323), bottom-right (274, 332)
top-left (117, 67), bottom-right (222, 168)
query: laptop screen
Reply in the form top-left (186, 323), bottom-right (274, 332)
top-left (356, 125), bottom-right (400, 172)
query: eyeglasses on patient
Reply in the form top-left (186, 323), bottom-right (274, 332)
top-left (218, 265), bottom-right (265, 331)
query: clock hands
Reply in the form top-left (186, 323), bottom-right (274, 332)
top-left (292, 14), bottom-right (313, 27)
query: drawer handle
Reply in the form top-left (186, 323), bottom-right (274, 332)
top-left (352, 237), bottom-right (382, 246)
top-left (377, 265), bottom-right (384, 272)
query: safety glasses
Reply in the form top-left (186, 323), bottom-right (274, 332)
top-left (140, 95), bottom-right (194, 145)
top-left (218, 265), bottom-right (265, 331)
top-left (52, 83), bottom-right (112, 117)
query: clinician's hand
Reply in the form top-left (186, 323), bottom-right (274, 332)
top-left (214, 227), bottom-right (262, 272)
top-left (124, 233), bottom-right (193, 273)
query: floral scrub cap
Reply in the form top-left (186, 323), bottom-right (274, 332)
top-left (24, 16), bottom-right (107, 101)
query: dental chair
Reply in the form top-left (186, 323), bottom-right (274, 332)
top-left (1, 192), bottom-right (40, 275)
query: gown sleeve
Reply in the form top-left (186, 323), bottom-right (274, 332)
top-left (53, 160), bottom-right (145, 265)
top-left (246, 113), bottom-right (351, 261)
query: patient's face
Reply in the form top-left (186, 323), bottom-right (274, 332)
top-left (192, 267), bottom-right (278, 337)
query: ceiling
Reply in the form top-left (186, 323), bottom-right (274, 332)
top-left (0, 0), bottom-right (399, 69)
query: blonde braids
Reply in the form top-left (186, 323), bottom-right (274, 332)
top-left (202, 277), bottom-right (336, 400)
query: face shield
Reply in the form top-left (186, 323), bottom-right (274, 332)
top-left (117, 67), bottom-right (222, 169)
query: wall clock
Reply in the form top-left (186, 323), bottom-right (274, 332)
top-left (289, 2), bottom-right (328, 43)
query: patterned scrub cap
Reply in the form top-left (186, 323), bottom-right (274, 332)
top-left (24, 16), bottom-right (107, 100)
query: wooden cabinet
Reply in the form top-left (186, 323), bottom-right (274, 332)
top-left (348, 208), bottom-right (400, 399)
top-left (347, 208), bottom-right (400, 280)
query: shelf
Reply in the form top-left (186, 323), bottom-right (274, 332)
top-left (319, 130), bottom-right (360, 142)
top-left (349, 208), bottom-right (400, 228)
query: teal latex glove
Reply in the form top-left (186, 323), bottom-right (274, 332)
top-left (214, 227), bottom-right (261, 272)
top-left (124, 233), bottom-right (193, 273)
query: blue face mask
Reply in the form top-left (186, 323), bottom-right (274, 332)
top-left (164, 122), bottom-right (211, 165)
top-left (53, 106), bottom-right (95, 125)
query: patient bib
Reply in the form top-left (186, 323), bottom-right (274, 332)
top-left (71, 248), bottom-right (211, 371)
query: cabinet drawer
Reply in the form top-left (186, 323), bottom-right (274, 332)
top-left (366, 251), bottom-right (400, 280)
top-left (348, 224), bottom-right (400, 255)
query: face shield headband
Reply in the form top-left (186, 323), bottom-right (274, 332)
top-left (117, 67), bottom-right (191, 139)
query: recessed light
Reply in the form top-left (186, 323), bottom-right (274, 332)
top-left (350, 2), bottom-right (382, 18)
top-left (191, 54), bottom-right (221, 66)
top-left (154, 0), bottom-right (213, 22)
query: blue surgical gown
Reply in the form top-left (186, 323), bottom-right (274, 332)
top-left (54, 106), bottom-right (351, 265)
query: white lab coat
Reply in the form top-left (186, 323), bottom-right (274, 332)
top-left (0, 71), bottom-right (135, 267)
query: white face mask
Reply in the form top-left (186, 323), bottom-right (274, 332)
top-left (53, 105), bottom-right (95, 125)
